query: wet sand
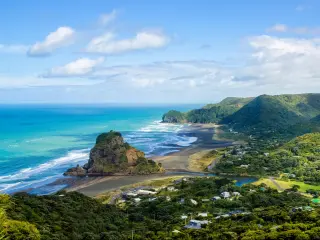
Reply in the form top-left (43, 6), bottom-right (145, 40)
top-left (62, 124), bottom-right (233, 196)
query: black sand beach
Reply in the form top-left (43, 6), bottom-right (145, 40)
top-left (59, 124), bottom-right (233, 196)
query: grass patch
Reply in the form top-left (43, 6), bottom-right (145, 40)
top-left (254, 178), bottom-right (320, 193)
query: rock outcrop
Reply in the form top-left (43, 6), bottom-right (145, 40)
top-left (64, 131), bottom-right (164, 176)
top-left (162, 110), bottom-right (186, 123)
top-left (64, 165), bottom-right (86, 177)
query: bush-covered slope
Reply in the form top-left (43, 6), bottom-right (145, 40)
top-left (223, 93), bottom-right (320, 132)
top-left (161, 110), bottom-right (186, 123)
top-left (3, 177), bottom-right (320, 239)
top-left (162, 97), bottom-right (253, 123)
top-left (215, 133), bottom-right (320, 182)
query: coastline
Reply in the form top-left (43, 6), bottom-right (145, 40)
top-left (59, 123), bottom-right (235, 196)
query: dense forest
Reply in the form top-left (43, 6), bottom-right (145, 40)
top-left (2, 177), bottom-right (320, 239)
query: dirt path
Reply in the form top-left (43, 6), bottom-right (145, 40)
top-left (269, 177), bottom-right (284, 191)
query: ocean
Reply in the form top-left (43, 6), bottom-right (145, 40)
top-left (0, 104), bottom-right (201, 195)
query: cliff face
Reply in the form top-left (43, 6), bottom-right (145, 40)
top-left (64, 131), bottom-right (164, 176)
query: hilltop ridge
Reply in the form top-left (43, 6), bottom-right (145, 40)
top-left (162, 93), bottom-right (320, 135)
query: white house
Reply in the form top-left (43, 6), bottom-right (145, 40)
top-left (181, 215), bottom-right (188, 220)
top-left (126, 192), bottom-right (138, 197)
top-left (185, 220), bottom-right (210, 229)
top-left (190, 199), bottom-right (198, 205)
top-left (137, 189), bottom-right (156, 195)
top-left (198, 212), bottom-right (208, 217)
top-left (167, 186), bottom-right (177, 192)
top-left (212, 196), bottom-right (221, 201)
top-left (221, 192), bottom-right (231, 198)
top-left (232, 192), bottom-right (241, 196)
top-left (133, 198), bottom-right (141, 203)
top-left (239, 164), bottom-right (249, 168)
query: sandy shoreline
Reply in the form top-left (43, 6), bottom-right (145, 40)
top-left (53, 124), bottom-right (233, 196)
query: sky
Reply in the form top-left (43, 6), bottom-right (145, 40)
top-left (0, 0), bottom-right (319, 104)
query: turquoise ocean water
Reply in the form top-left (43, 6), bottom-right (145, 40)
top-left (0, 104), bottom-right (201, 194)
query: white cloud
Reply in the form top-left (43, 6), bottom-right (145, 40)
top-left (267, 24), bottom-right (320, 35)
top-left (43, 57), bottom-right (104, 77)
top-left (86, 31), bottom-right (169, 54)
top-left (235, 35), bottom-right (320, 90)
top-left (249, 35), bottom-right (320, 59)
top-left (0, 44), bottom-right (28, 54)
top-left (35, 34), bottom-right (320, 100)
top-left (267, 24), bottom-right (288, 32)
top-left (99, 10), bottom-right (117, 25)
top-left (28, 27), bottom-right (75, 56)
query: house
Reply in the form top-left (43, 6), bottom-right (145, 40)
top-left (167, 186), bottom-right (177, 192)
top-left (137, 189), bottom-right (156, 195)
top-left (221, 192), bottom-right (231, 198)
top-left (126, 192), bottom-right (138, 197)
top-left (239, 164), bottom-right (249, 168)
top-left (198, 212), bottom-right (208, 217)
top-left (212, 196), bottom-right (221, 201)
top-left (133, 198), bottom-right (141, 203)
top-left (184, 220), bottom-right (210, 229)
top-left (190, 199), bottom-right (198, 205)
top-left (181, 215), bottom-right (188, 220)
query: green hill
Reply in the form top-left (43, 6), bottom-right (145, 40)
top-left (222, 93), bottom-right (320, 133)
top-left (162, 97), bottom-right (253, 123)
top-left (162, 93), bottom-right (320, 136)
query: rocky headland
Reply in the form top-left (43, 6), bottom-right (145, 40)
top-left (64, 131), bottom-right (164, 176)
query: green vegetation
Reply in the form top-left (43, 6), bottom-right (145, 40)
top-left (223, 93), bottom-right (320, 134)
top-left (255, 178), bottom-right (320, 193)
top-left (162, 110), bottom-right (186, 123)
top-left (162, 93), bottom-right (320, 137)
top-left (0, 194), bottom-right (40, 239)
top-left (96, 131), bottom-right (122, 145)
top-left (162, 97), bottom-right (252, 124)
top-left (214, 133), bottom-right (320, 184)
top-left (187, 97), bottom-right (253, 123)
top-left (4, 177), bottom-right (320, 239)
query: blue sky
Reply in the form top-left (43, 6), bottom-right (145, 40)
top-left (0, 0), bottom-right (319, 103)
